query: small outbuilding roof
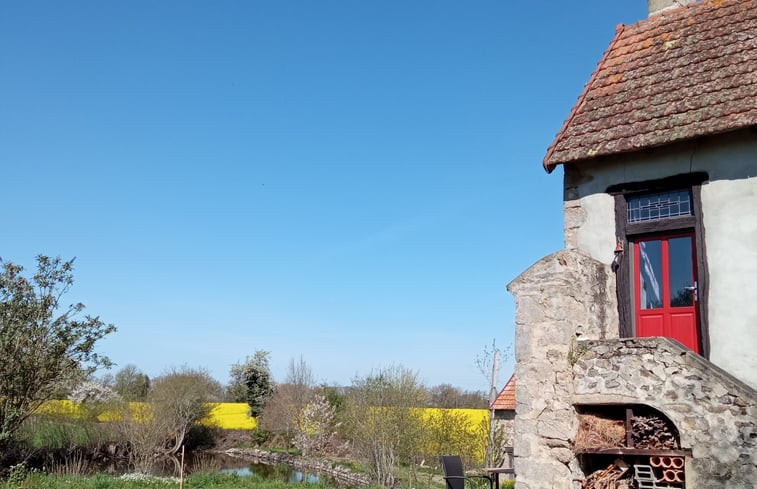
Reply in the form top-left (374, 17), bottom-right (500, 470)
top-left (544, 0), bottom-right (757, 172)
top-left (490, 374), bottom-right (515, 411)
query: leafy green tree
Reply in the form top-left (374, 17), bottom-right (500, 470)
top-left (0, 256), bottom-right (115, 450)
top-left (227, 351), bottom-right (273, 417)
top-left (113, 364), bottom-right (150, 401)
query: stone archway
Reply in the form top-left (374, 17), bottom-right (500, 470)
top-left (575, 404), bottom-right (685, 488)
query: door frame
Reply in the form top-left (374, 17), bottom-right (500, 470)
top-left (608, 172), bottom-right (710, 357)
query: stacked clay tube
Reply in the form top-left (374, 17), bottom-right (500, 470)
top-left (649, 456), bottom-right (685, 483)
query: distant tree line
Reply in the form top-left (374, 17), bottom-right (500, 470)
top-left (428, 383), bottom-right (489, 409)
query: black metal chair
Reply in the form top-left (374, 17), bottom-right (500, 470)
top-left (440, 455), bottom-right (494, 489)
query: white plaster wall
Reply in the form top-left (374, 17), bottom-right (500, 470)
top-left (701, 177), bottom-right (757, 389)
top-left (562, 131), bottom-right (757, 389)
top-left (574, 193), bottom-right (615, 264)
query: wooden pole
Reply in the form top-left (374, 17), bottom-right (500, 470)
top-left (180, 445), bottom-right (185, 489)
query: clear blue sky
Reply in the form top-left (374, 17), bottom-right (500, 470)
top-left (1, 1), bottom-right (647, 391)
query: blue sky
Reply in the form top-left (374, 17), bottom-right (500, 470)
top-left (1, 1), bottom-right (648, 391)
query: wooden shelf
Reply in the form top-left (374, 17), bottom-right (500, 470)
top-left (576, 406), bottom-right (691, 459)
top-left (575, 448), bottom-right (691, 457)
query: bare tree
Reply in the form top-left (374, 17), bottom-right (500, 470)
top-left (258, 356), bottom-right (314, 450)
top-left (476, 339), bottom-right (512, 468)
top-left (345, 365), bottom-right (428, 487)
top-left (115, 403), bottom-right (165, 472)
top-left (429, 383), bottom-right (488, 409)
top-left (148, 366), bottom-right (223, 456)
top-left (118, 366), bottom-right (222, 469)
top-left (285, 355), bottom-right (314, 407)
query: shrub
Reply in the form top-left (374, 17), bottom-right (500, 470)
top-left (345, 366), bottom-right (428, 487)
top-left (293, 393), bottom-right (339, 457)
top-left (116, 366), bottom-right (222, 470)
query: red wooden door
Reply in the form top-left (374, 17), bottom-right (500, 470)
top-left (634, 234), bottom-right (699, 353)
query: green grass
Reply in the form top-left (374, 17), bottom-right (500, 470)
top-left (17, 415), bottom-right (114, 450)
top-left (0, 472), bottom-right (351, 489)
top-left (0, 463), bottom-right (510, 489)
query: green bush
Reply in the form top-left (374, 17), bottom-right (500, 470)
top-left (249, 427), bottom-right (272, 446)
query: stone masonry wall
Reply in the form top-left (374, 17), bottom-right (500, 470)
top-left (573, 337), bottom-right (757, 488)
top-left (507, 249), bottom-right (617, 489)
top-left (508, 248), bottom-right (756, 488)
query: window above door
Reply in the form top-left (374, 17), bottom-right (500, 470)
top-left (627, 189), bottom-right (693, 223)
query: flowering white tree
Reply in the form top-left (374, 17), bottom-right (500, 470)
top-left (294, 393), bottom-right (339, 457)
top-left (69, 380), bottom-right (120, 403)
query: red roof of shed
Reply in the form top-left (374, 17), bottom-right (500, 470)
top-left (490, 374), bottom-right (515, 411)
top-left (544, 0), bottom-right (757, 172)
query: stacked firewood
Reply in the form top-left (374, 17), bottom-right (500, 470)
top-left (581, 459), bottom-right (629, 489)
top-left (631, 415), bottom-right (679, 449)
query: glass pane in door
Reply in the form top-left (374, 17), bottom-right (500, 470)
top-left (669, 236), bottom-right (694, 307)
top-left (638, 240), bottom-right (662, 309)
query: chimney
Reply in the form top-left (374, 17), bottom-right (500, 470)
top-left (647, 0), bottom-right (698, 16)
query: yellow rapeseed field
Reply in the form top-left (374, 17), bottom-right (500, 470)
top-left (36, 401), bottom-right (257, 429)
top-left (201, 403), bottom-right (257, 430)
top-left (37, 402), bottom-right (486, 445)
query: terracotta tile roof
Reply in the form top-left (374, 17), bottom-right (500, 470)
top-left (490, 374), bottom-right (515, 411)
top-left (544, 0), bottom-right (757, 172)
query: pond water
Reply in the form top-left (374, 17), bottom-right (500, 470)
top-left (179, 452), bottom-right (324, 483)
top-left (40, 449), bottom-right (329, 484)
top-left (220, 464), bottom-right (320, 483)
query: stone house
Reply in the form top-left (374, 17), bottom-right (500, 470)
top-left (506, 0), bottom-right (756, 488)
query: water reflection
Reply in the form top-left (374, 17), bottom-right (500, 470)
top-left (194, 453), bottom-right (321, 483)
top-left (220, 463), bottom-right (320, 483)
